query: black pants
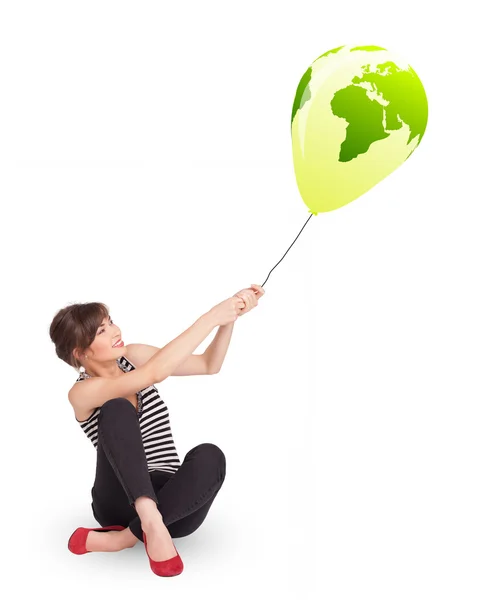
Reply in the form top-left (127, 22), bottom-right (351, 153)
top-left (90, 397), bottom-right (226, 543)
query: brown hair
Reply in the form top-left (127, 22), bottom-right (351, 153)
top-left (49, 302), bottom-right (110, 371)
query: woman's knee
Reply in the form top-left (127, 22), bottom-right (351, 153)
top-left (197, 443), bottom-right (226, 479)
top-left (100, 397), bottom-right (135, 414)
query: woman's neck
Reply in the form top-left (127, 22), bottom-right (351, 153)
top-left (85, 359), bottom-right (123, 379)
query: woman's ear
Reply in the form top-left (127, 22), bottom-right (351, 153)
top-left (72, 347), bottom-right (83, 366)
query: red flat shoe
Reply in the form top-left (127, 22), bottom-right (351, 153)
top-left (143, 531), bottom-right (184, 577)
top-left (68, 525), bottom-right (126, 555)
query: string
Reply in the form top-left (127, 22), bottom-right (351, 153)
top-left (261, 211), bottom-right (316, 288)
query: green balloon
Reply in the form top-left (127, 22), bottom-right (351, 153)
top-left (291, 45), bottom-right (428, 215)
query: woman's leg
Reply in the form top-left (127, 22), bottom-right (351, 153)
top-left (126, 443), bottom-right (226, 542)
top-left (91, 397), bottom-right (159, 529)
top-left (167, 485), bottom-right (223, 538)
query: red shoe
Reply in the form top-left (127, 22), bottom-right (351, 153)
top-left (143, 531), bottom-right (184, 577)
top-left (68, 525), bottom-right (126, 555)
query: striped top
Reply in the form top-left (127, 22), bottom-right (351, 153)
top-left (74, 355), bottom-right (181, 474)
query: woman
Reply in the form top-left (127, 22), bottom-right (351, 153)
top-left (49, 283), bottom-right (264, 577)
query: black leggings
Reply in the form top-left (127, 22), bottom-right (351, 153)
top-left (90, 397), bottom-right (226, 543)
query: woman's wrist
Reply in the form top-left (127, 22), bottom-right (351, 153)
top-left (200, 309), bottom-right (218, 330)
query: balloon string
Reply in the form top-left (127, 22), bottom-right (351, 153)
top-left (261, 212), bottom-right (316, 288)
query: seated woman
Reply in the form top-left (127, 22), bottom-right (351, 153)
top-left (49, 284), bottom-right (263, 577)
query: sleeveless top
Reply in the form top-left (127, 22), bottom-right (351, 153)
top-left (74, 355), bottom-right (181, 474)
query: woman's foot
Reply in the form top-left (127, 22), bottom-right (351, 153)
top-left (141, 518), bottom-right (178, 561)
top-left (86, 527), bottom-right (138, 552)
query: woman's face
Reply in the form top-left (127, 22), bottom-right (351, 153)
top-left (86, 314), bottom-right (124, 362)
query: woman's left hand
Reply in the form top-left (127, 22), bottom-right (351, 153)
top-left (233, 284), bottom-right (265, 317)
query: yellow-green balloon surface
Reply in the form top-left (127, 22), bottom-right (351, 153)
top-left (291, 45), bottom-right (428, 215)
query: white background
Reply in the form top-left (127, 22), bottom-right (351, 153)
top-left (1, 1), bottom-right (498, 598)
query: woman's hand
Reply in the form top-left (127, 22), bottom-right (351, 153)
top-left (208, 296), bottom-right (246, 327)
top-left (233, 283), bottom-right (265, 317)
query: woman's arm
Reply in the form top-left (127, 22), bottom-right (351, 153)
top-left (145, 284), bottom-right (263, 381)
top-left (203, 322), bottom-right (235, 373)
top-left (203, 285), bottom-right (263, 373)
top-left (147, 311), bottom-right (217, 382)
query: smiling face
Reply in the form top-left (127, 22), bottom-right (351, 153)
top-left (85, 314), bottom-right (124, 362)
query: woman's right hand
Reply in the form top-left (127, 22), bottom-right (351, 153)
top-left (208, 296), bottom-right (246, 327)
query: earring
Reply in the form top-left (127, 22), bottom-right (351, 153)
top-left (79, 365), bottom-right (91, 380)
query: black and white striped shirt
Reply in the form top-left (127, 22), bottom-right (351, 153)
top-left (75, 355), bottom-right (181, 474)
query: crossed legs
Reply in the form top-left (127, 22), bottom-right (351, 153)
top-left (89, 398), bottom-right (226, 553)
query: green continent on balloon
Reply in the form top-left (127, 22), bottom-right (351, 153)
top-left (331, 85), bottom-right (390, 162)
top-left (350, 45), bottom-right (387, 52)
top-left (331, 61), bottom-right (428, 162)
top-left (351, 61), bottom-right (428, 145)
top-left (291, 67), bottom-right (312, 126)
top-left (316, 45), bottom-right (345, 60)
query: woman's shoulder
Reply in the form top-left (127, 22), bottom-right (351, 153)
top-left (68, 378), bottom-right (97, 422)
top-left (69, 376), bottom-right (85, 397)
